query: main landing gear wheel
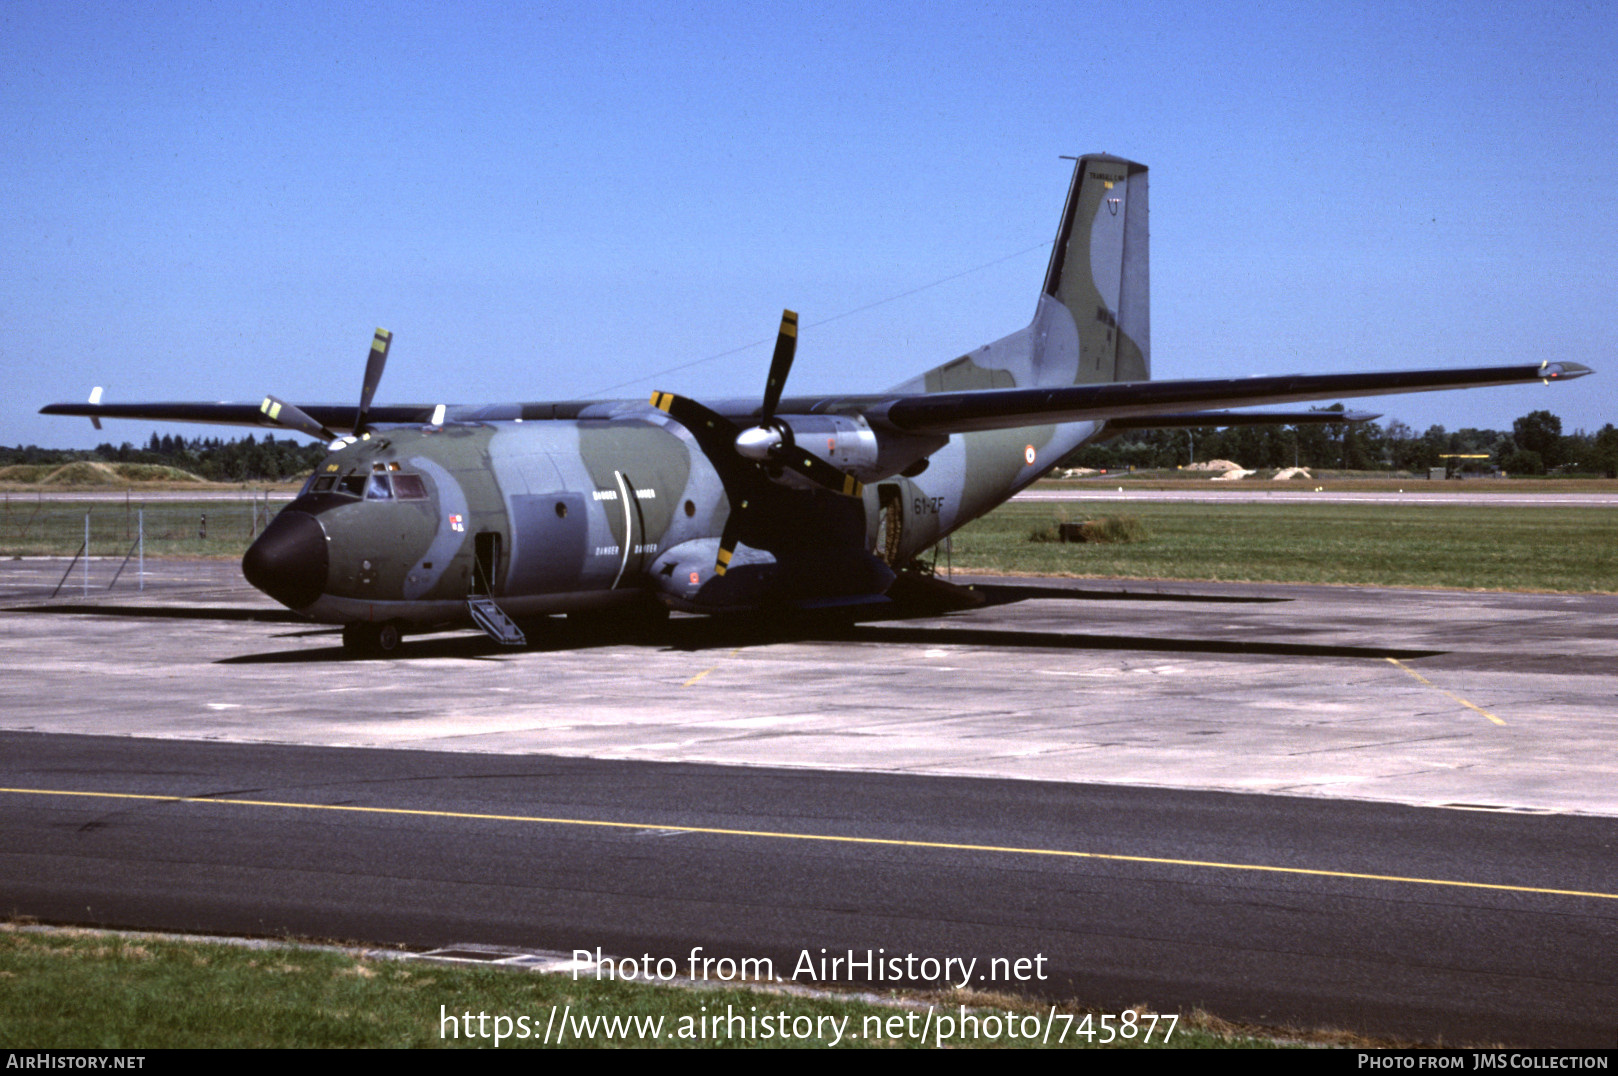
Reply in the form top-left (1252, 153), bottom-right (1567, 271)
top-left (342, 620), bottom-right (403, 656)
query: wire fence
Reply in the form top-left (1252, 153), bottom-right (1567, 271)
top-left (0, 493), bottom-right (288, 581)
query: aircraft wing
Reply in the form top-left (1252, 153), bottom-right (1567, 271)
top-left (860, 362), bottom-right (1591, 436)
top-left (40, 361), bottom-right (1591, 437)
top-left (38, 400), bottom-right (437, 432)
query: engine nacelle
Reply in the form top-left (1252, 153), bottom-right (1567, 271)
top-left (736, 413), bottom-right (943, 487)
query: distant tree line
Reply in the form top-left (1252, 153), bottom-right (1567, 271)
top-left (6, 408), bottom-right (1616, 481)
top-left (1061, 409), bottom-right (1618, 477)
top-left (1, 433), bottom-right (327, 482)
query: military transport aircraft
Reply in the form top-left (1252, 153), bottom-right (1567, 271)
top-left (44, 154), bottom-right (1591, 654)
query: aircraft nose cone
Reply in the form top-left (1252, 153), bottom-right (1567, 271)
top-left (242, 510), bottom-right (328, 610)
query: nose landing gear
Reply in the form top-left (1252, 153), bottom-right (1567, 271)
top-left (342, 619), bottom-right (403, 656)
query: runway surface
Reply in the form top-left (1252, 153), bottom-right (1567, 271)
top-left (3, 561), bottom-right (1616, 1045)
top-left (4, 732), bottom-right (1615, 1046)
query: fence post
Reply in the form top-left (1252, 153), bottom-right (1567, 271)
top-left (139, 507), bottom-right (145, 591)
top-left (82, 512), bottom-right (90, 596)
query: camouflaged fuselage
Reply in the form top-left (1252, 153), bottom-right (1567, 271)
top-left (273, 403), bottom-right (1106, 624)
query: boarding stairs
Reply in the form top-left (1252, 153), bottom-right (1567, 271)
top-left (467, 596), bottom-right (527, 646)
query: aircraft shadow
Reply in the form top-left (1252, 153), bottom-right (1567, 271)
top-left (5, 603), bottom-right (305, 623)
top-left (8, 581), bottom-right (1278, 624)
top-left (217, 611), bottom-right (1442, 664)
top-left (9, 587), bottom-right (1436, 664)
top-left (953, 582), bottom-right (1289, 608)
top-left (820, 624), bottom-right (1442, 661)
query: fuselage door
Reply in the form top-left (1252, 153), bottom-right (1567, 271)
top-left (876, 482), bottom-right (904, 566)
top-left (473, 531), bottom-right (502, 596)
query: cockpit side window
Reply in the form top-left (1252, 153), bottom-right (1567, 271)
top-left (312, 475), bottom-right (336, 493)
top-left (339, 474), bottom-right (366, 497)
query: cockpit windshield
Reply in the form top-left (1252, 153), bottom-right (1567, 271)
top-left (358, 472), bottom-right (428, 501)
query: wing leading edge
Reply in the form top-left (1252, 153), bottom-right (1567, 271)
top-left (864, 361), bottom-right (1592, 436)
top-left (38, 401), bottom-right (440, 431)
top-left (40, 361), bottom-right (1591, 437)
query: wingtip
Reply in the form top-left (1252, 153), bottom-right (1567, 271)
top-left (1542, 361), bottom-right (1593, 381)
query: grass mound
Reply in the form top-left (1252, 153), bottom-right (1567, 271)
top-left (3, 461), bottom-right (207, 486)
top-left (38, 461), bottom-right (122, 486)
top-left (1029, 515), bottom-right (1150, 544)
top-left (107, 463), bottom-right (204, 483)
top-left (1081, 515), bottom-right (1149, 543)
top-left (0, 464), bottom-right (57, 482)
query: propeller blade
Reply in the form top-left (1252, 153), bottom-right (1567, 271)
top-left (259, 396), bottom-right (337, 442)
top-left (778, 445), bottom-right (865, 498)
top-left (714, 510), bottom-right (744, 577)
top-left (354, 327), bottom-right (392, 433)
top-left (760, 309), bottom-right (797, 422)
top-left (651, 391), bottom-right (742, 454)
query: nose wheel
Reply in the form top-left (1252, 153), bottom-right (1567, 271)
top-left (342, 619), bottom-right (403, 656)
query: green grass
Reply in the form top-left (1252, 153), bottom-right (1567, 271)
top-left (951, 502), bottom-right (1617, 593)
top-left (4, 495), bottom-right (1613, 593)
top-left (0, 498), bottom-right (279, 558)
top-left (0, 927), bottom-right (1277, 1049)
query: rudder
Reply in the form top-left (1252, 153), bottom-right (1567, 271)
top-left (1042, 154), bottom-right (1149, 385)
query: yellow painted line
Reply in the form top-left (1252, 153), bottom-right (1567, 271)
top-left (3, 786), bottom-right (1612, 902)
top-left (1386, 658), bottom-right (1507, 726)
top-left (682, 648), bottom-right (741, 688)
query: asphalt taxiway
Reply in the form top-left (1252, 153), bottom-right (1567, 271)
top-left (2, 560), bottom-right (1615, 1045)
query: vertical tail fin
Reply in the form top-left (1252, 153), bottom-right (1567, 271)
top-left (1042, 154), bottom-right (1149, 385)
top-left (896, 154), bottom-right (1148, 395)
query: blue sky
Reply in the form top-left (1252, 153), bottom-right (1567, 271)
top-left (4, 1), bottom-right (1614, 450)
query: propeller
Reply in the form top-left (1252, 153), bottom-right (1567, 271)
top-left (734, 310), bottom-right (865, 496)
top-left (255, 327), bottom-right (392, 443)
top-left (652, 310), bottom-right (864, 576)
